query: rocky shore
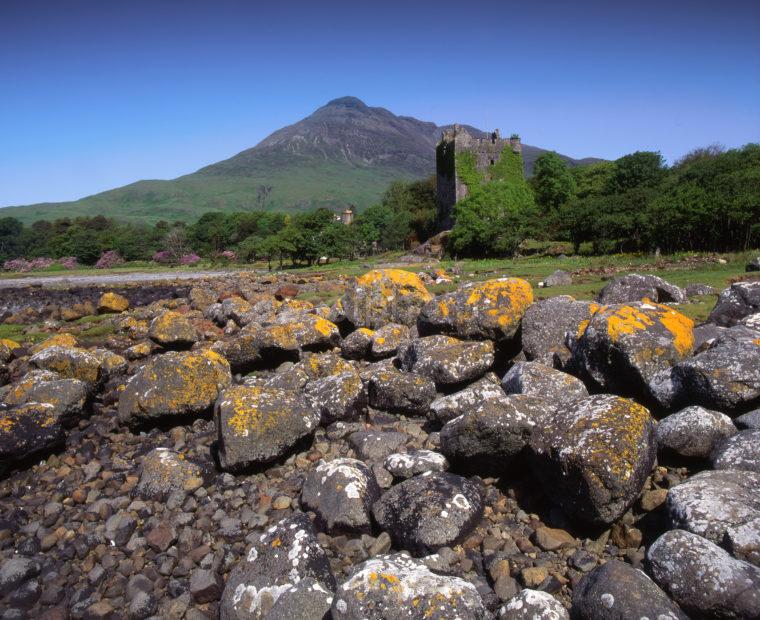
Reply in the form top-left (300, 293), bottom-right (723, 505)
top-left (0, 268), bottom-right (758, 619)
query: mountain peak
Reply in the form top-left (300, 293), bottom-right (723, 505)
top-left (324, 96), bottom-right (368, 110)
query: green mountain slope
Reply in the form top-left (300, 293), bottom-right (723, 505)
top-left (2, 97), bottom-right (603, 225)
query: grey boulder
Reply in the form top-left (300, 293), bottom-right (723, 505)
top-left (655, 405), bottom-right (736, 458)
top-left (502, 361), bottom-right (588, 404)
top-left (399, 335), bottom-right (494, 386)
top-left (596, 273), bottom-right (686, 304)
top-left (711, 429), bottom-right (760, 473)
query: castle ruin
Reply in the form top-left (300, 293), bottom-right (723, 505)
top-left (435, 125), bottom-right (523, 230)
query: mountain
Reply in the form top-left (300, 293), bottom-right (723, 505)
top-left (1, 97), bottom-right (603, 225)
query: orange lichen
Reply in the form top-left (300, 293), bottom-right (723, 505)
top-left (355, 269), bottom-right (433, 301)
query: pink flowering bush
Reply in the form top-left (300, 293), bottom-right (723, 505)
top-left (58, 257), bottom-right (78, 269)
top-left (3, 258), bottom-right (32, 272)
top-left (219, 250), bottom-right (237, 261)
top-left (152, 250), bottom-right (172, 263)
top-left (29, 257), bottom-right (55, 270)
top-left (179, 253), bottom-right (201, 265)
top-left (95, 250), bottom-right (125, 269)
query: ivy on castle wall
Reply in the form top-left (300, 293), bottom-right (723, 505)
top-left (489, 145), bottom-right (524, 183)
top-left (454, 151), bottom-right (483, 189)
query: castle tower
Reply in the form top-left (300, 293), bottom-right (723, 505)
top-left (435, 126), bottom-right (524, 231)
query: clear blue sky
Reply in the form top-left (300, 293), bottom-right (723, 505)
top-left (1, 0), bottom-right (758, 207)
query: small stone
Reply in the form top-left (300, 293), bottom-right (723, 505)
top-left (146, 521), bottom-right (178, 552)
top-left (533, 526), bottom-right (577, 551)
top-left (639, 488), bottom-right (668, 512)
top-left (521, 566), bottom-right (548, 588)
top-left (189, 568), bottom-right (222, 604)
top-left (272, 496), bottom-right (292, 510)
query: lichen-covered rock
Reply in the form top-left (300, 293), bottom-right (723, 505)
top-left (148, 310), bottom-right (199, 348)
top-left (529, 394), bottom-right (657, 525)
top-left (88, 348), bottom-right (128, 378)
top-left (97, 292), bottom-right (129, 313)
top-left (647, 529), bottom-right (760, 619)
top-left (339, 269), bottom-right (433, 329)
top-left (117, 349), bottom-right (231, 426)
top-left (257, 314), bottom-right (341, 355)
top-left (543, 269), bottom-right (572, 288)
top-left (348, 430), bottom-right (408, 463)
top-left (0, 401), bottom-right (64, 469)
top-left (331, 553), bottom-right (487, 620)
top-left (366, 370), bottom-right (436, 415)
top-left (711, 429), bottom-right (760, 473)
top-left (384, 450), bottom-right (449, 479)
top-left (135, 447), bottom-right (208, 501)
top-left (501, 361), bottom-right (588, 404)
top-left (215, 385), bottom-right (319, 471)
top-left (303, 371), bottom-right (366, 425)
top-left (708, 281), bottom-right (760, 326)
top-left (0, 339), bottom-right (21, 363)
top-left (571, 560), bottom-right (685, 620)
top-left (666, 469), bottom-right (760, 552)
top-left (3, 372), bottom-right (88, 427)
top-left (29, 345), bottom-right (103, 385)
top-left (220, 513), bottom-right (336, 620)
top-left (440, 393), bottom-right (543, 472)
top-left (372, 472), bottom-right (484, 555)
top-left (418, 278), bottom-right (533, 342)
top-left (571, 301), bottom-right (694, 401)
top-left (597, 273), bottom-right (686, 304)
top-left (370, 323), bottom-right (410, 359)
top-left (672, 338), bottom-right (760, 412)
top-left (301, 458), bottom-right (381, 533)
top-left (656, 405), bottom-right (737, 458)
top-left (499, 589), bottom-right (569, 619)
top-left (265, 577), bottom-right (334, 620)
top-left (398, 335), bottom-right (494, 386)
top-left (340, 328), bottom-right (375, 360)
top-left (428, 375), bottom-right (504, 424)
top-left (521, 296), bottom-right (596, 366)
top-left (30, 333), bottom-right (79, 354)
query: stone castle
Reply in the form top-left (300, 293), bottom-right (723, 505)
top-left (435, 125), bottom-right (522, 230)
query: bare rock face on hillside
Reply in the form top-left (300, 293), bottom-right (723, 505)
top-left (3, 270), bottom-right (760, 618)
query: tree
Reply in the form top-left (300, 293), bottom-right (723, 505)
top-left (450, 180), bottom-right (537, 257)
top-left (531, 152), bottom-right (577, 211)
top-left (608, 151), bottom-right (665, 193)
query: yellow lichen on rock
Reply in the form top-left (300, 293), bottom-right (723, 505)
top-left (31, 333), bottom-right (79, 354)
top-left (97, 292), bottom-right (130, 314)
top-left (604, 300), bottom-right (694, 357)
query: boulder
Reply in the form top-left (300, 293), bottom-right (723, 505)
top-left (97, 292), bottom-right (129, 314)
top-left (30, 333), bottom-right (78, 354)
top-left (29, 345), bottom-right (103, 385)
top-left (711, 430), bottom-right (760, 473)
top-left (736, 408), bottom-right (760, 430)
top-left (708, 281), bottom-right (760, 326)
top-left (666, 469), bottom-right (760, 551)
top-left (372, 472), bottom-right (484, 555)
top-left (135, 447), bottom-right (207, 501)
top-left (88, 348), bottom-right (128, 378)
top-left (301, 458), bottom-right (381, 533)
top-left (440, 393), bottom-right (543, 472)
top-left (543, 269), bottom-right (572, 288)
top-left (499, 590), bottom-right (569, 619)
top-left (746, 257), bottom-right (760, 272)
top-left (398, 335), bottom-right (494, 386)
top-left (0, 402), bottom-right (64, 467)
top-left (117, 349), bottom-right (231, 426)
top-left (348, 430), bottom-right (407, 462)
top-left (215, 385), bottom-right (319, 471)
top-left (501, 361), bottom-right (588, 404)
top-left (0, 339), bottom-right (20, 364)
top-left (684, 283), bottom-right (716, 297)
top-left (3, 373), bottom-right (88, 427)
top-left (417, 278), bottom-right (533, 342)
top-left (220, 513), bottom-right (335, 620)
top-left (529, 395), bottom-right (657, 525)
top-left (571, 560), bottom-right (686, 620)
top-left (338, 269), bottom-right (433, 329)
top-left (383, 450), bottom-right (449, 479)
top-left (265, 577), bottom-right (333, 620)
top-left (521, 296), bottom-right (597, 367)
top-left (340, 328), bottom-right (375, 360)
top-left (647, 529), bottom-right (760, 618)
top-left (331, 553), bottom-right (486, 619)
top-left (370, 323), bottom-right (410, 359)
top-left (148, 310), bottom-right (199, 348)
top-left (257, 314), bottom-right (341, 356)
top-left (655, 405), bottom-right (736, 458)
top-left (428, 374), bottom-right (504, 424)
top-left (366, 370), bottom-right (436, 415)
top-left (303, 371), bottom-right (366, 425)
top-left (571, 301), bottom-right (694, 401)
top-left (672, 338), bottom-right (760, 412)
top-left (597, 273), bottom-right (686, 304)
top-left (274, 284), bottom-right (299, 300)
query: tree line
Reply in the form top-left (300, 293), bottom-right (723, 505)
top-left (0, 143), bottom-right (757, 269)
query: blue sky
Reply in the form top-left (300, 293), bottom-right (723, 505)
top-left (1, 0), bottom-right (758, 207)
